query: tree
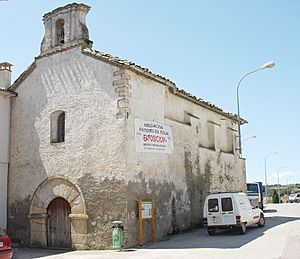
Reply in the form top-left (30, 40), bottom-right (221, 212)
top-left (272, 190), bottom-right (279, 203)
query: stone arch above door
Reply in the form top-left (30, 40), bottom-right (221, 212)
top-left (29, 177), bottom-right (88, 250)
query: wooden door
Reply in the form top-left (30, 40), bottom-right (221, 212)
top-left (47, 197), bottom-right (71, 248)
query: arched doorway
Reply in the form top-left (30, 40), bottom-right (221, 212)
top-left (29, 177), bottom-right (88, 249)
top-left (47, 197), bottom-right (71, 248)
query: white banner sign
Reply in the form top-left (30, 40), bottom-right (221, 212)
top-left (134, 119), bottom-right (174, 153)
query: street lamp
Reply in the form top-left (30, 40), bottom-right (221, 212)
top-left (241, 135), bottom-right (256, 144)
top-left (236, 135), bottom-right (256, 151)
top-left (264, 152), bottom-right (277, 203)
top-left (236, 61), bottom-right (275, 157)
top-left (277, 166), bottom-right (287, 204)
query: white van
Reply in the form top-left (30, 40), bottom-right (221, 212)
top-left (203, 192), bottom-right (265, 235)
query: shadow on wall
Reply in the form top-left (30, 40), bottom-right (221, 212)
top-left (145, 215), bottom-right (300, 249)
top-left (184, 151), bottom-right (212, 228)
top-left (77, 173), bottom-right (128, 249)
top-left (125, 174), bottom-right (178, 247)
top-left (8, 72), bottom-right (48, 246)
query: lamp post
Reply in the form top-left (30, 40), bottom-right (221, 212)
top-left (286, 176), bottom-right (294, 201)
top-left (264, 152), bottom-right (277, 203)
top-left (236, 61), bottom-right (275, 157)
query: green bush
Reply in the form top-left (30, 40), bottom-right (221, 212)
top-left (272, 190), bottom-right (279, 203)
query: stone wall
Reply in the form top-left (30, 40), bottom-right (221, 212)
top-left (123, 70), bottom-right (246, 246)
top-left (8, 46), bottom-right (127, 248)
top-left (8, 45), bottom-right (246, 249)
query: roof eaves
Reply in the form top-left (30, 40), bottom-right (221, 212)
top-left (175, 88), bottom-right (247, 124)
top-left (8, 43), bottom-right (81, 92)
top-left (82, 48), bottom-right (246, 124)
top-left (0, 88), bottom-right (18, 97)
top-left (7, 45), bottom-right (246, 123)
top-left (82, 48), bottom-right (177, 89)
top-left (9, 62), bottom-right (36, 91)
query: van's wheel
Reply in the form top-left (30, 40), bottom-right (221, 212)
top-left (258, 214), bottom-right (265, 227)
top-left (208, 228), bottom-right (215, 235)
top-left (240, 223), bottom-right (246, 234)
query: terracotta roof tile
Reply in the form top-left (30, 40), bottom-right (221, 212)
top-left (9, 44), bottom-right (245, 123)
top-left (82, 48), bottom-right (245, 123)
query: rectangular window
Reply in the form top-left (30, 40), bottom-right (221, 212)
top-left (247, 183), bottom-right (259, 193)
top-left (220, 119), bottom-right (234, 153)
top-left (207, 122), bottom-right (215, 149)
top-left (221, 197), bottom-right (233, 211)
top-left (57, 112), bottom-right (65, 142)
top-left (208, 198), bottom-right (219, 212)
top-left (50, 110), bottom-right (65, 143)
top-left (226, 127), bottom-right (234, 153)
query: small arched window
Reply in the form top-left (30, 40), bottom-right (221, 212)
top-left (55, 19), bottom-right (65, 45)
top-left (51, 111), bottom-right (65, 143)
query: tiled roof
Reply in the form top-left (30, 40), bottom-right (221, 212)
top-left (0, 88), bottom-right (17, 97)
top-left (82, 48), bottom-right (245, 124)
top-left (9, 44), bottom-right (245, 123)
top-left (82, 48), bottom-right (176, 89)
top-left (175, 89), bottom-right (244, 123)
top-left (9, 62), bottom-right (36, 91)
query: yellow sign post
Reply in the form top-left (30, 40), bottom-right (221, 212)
top-left (138, 200), bottom-right (154, 246)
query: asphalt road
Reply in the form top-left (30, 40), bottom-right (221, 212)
top-left (12, 203), bottom-right (300, 259)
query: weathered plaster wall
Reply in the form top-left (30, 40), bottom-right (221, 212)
top-left (8, 46), bottom-right (127, 248)
top-left (0, 94), bottom-right (11, 229)
top-left (124, 71), bottom-right (173, 245)
top-left (8, 45), bottom-right (246, 249)
top-left (0, 164), bottom-right (8, 229)
top-left (124, 71), bottom-right (246, 246)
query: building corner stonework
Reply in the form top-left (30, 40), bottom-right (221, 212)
top-left (113, 68), bottom-right (131, 119)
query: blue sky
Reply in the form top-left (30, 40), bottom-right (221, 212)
top-left (1, 1), bottom-right (299, 185)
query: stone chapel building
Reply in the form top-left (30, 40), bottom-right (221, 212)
top-left (4, 3), bottom-right (246, 249)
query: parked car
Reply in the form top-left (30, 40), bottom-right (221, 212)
top-left (203, 192), bottom-right (265, 235)
top-left (288, 193), bottom-right (300, 203)
top-left (0, 227), bottom-right (12, 259)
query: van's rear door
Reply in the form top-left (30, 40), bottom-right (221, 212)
top-left (207, 196), bottom-right (222, 226)
top-left (220, 194), bottom-right (236, 225)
